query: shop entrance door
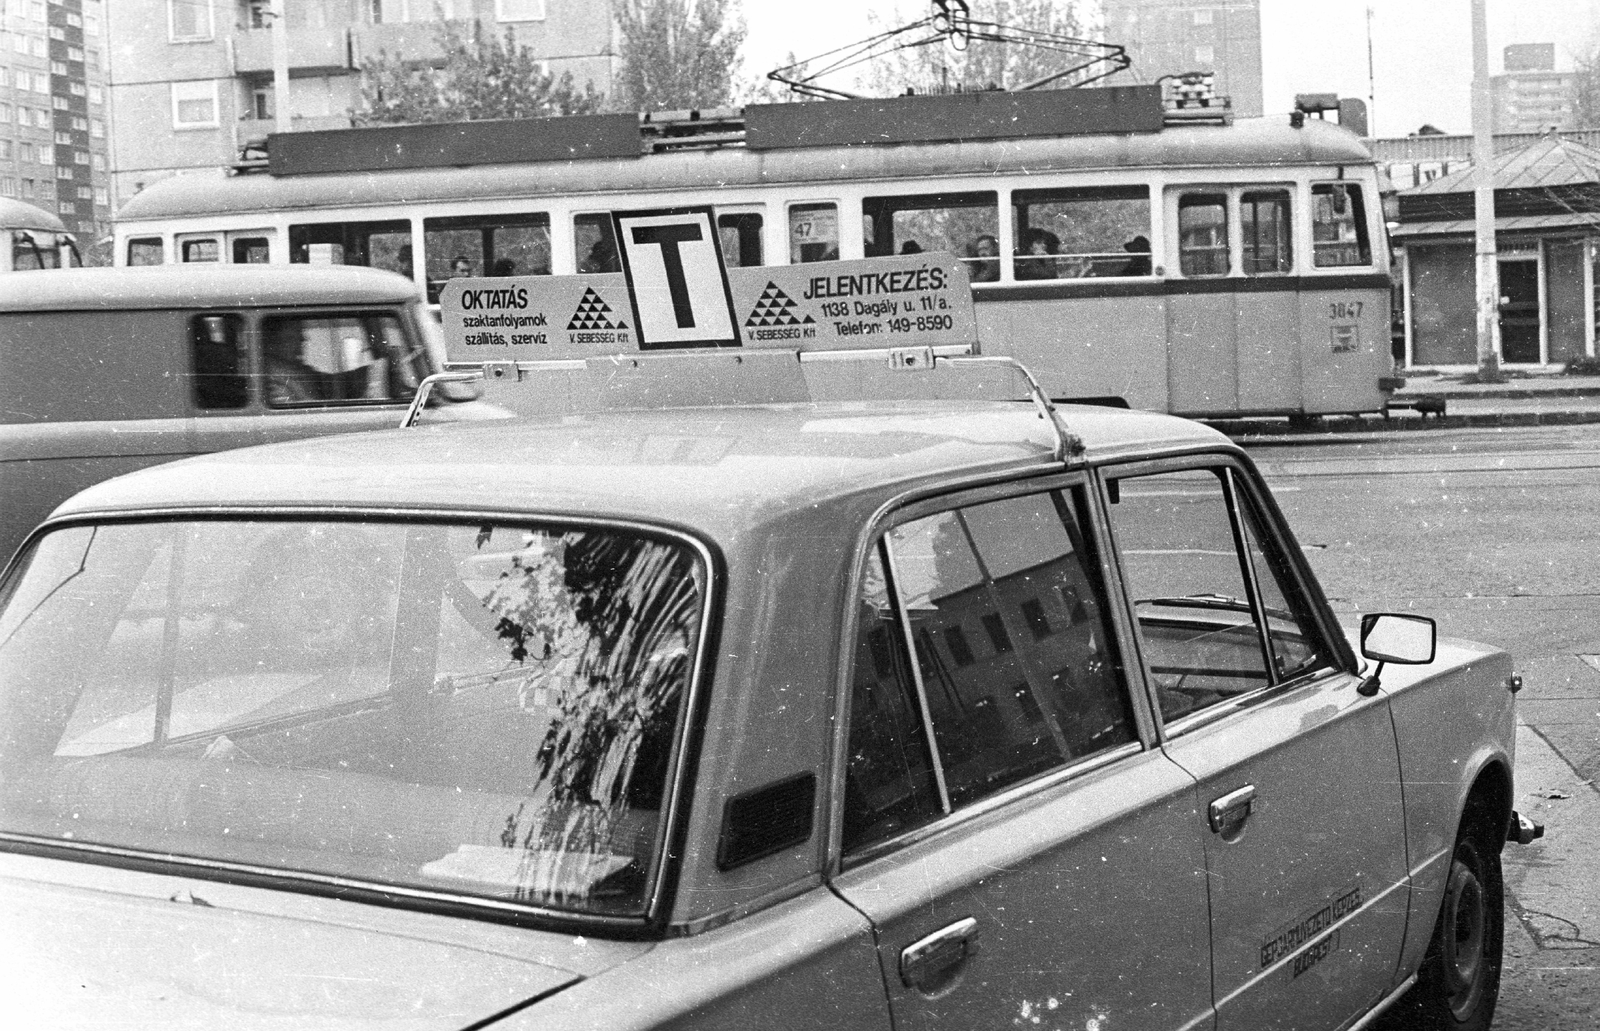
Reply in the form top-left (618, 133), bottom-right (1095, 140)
top-left (1499, 257), bottom-right (1543, 363)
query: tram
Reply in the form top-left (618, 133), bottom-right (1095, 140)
top-left (1, 197), bottom-right (79, 271)
top-left (112, 85), bottom-right (1394, 417)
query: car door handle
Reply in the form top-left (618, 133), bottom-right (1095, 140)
top-left (899, 917), bottom-right (980, 991)
top-left (1208, 784), bottom-right (1257, 836)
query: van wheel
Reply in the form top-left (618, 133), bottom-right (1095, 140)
top-left (1403, 822), bottom-right (1504, 1030)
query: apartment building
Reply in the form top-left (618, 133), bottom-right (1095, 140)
top-left (107, 0), bottom-right (618, 210)
top-left (1101, 0), bottom-right (1263, 118)
top-left (1491, 44), bottom-right (1575, 135)
top-left (0, 0), bottom-right (111, 246)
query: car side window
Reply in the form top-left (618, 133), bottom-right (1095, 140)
top-left (189, 313), bottom-right (247, 410)
top-left (843, 487), bottom-right (1135, 851)
top-left (1105, 466), bottom-right (1332, 723)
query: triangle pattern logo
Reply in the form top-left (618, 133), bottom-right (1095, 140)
top-left (745, 282), bottom-right (816, 328)
top-left (568, 288), bottom-right (629, 331)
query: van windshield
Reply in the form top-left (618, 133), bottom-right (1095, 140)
top-left (0, 518), bottom-right (705, 918)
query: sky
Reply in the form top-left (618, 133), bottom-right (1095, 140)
top-left (739, 0), bottom-right (1600, 138)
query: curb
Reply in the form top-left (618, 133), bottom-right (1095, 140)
top-left (1397, 387), bottom-right (1600, 401)
top-left (1211, 408), bottom-right (1600, 444)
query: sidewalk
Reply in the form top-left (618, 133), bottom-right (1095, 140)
top-left (1210, 371), bottom-right (1600, 440)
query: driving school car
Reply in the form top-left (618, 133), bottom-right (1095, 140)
top-left (0, 232), bottom-right (1534, 1031)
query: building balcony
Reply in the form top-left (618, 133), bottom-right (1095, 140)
top-left (233, 27), bottom-right (353, 75)
top-left (240, 113), bottom-right (354, 136)
top-left (349, 24), bottom-right (452, 68)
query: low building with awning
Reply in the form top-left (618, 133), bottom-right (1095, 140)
top-left (1391, 134), bottom-right (1600, 368)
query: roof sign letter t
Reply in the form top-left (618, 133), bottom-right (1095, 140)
top-left (630, 223), bottom-right (703, 328)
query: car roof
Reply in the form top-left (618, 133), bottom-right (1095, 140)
top-left (52, 402), bottom-right (1231, 540)
top-left (0, 263), bottom-right (418, 311)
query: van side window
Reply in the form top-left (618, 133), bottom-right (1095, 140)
top-left (189, 314), bottom-right (247, 410)
top-left (261, 313), bottom-right (430, 408)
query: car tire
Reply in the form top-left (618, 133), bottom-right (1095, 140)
top-left (1395, 815), bottom-right (1504, 1031)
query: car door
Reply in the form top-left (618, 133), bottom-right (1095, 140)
top-left (829, 480), bottom-right (1217, 1031)
top-left (1101, 460), bottom-right (1410, 1031)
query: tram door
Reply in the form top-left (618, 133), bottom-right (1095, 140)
top-left (1498, 256), bottom-right (1542, 363)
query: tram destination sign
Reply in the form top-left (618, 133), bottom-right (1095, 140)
top-left (438, 252), bottom-right (977, 364)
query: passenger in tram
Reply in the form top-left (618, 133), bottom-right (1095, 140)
top-left (579, 237), bottom-right (619, 274)
top-left (969, 234), bottom-right (1000, 283)
top-left (490, 258), bottom-right (517, 276)
top-left (900, 241), bottom-right (923, 255)
top-left (449, 255), bottom-right (473, 277)
top-left (1118, 236), bottom-right (1152, 277)
top-left (1015, 229), bottom-right (1060, 281)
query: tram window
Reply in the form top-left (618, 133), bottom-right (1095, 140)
top-left (180, 239), bottom-right (220, 263)
top-left (574, 213), bottom-right (620, 274)
top-left (261, 313), bottom-right (428, 408)
top-left (12, 231), bottom-right (58, 269)
top-left (862, 191), bottom-right (998, 281)
top-left (188, 314), bottom-right (247, 410)
top-left (232, 237), bottom-right (269, 264)
top-left (788, 203), bottom-right (838, 264)
top-left (1312, 184), bottom-right (1372, 267)
top-left (1013, 186), bottom-right (1152, 279)
top-left (127, 237), bottom-right (164, 266)
top-left (1240, 190), bottom-right (1292, 275)
top-left (423, 213), bottom-right (551, 303)
top-left (1177, 194), bottom-right (1229, 277)
top-left (289, 220), bottom-right (412, 278)
top-left (717, 211), bottom-right (764, 267)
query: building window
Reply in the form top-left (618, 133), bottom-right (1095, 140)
top-left (19, 179), bottom-right (32, 198)
top-left (71, 115), bottom-right (87, 130)
top-left (1193, 8), bottom-right (1214, 24)
top-left (169, 0), bottom-right (214, 41)
top-left (89, 85), bottom-right (102, 104)
top-left (91, 153), bottom-right (104, 171)
top-left (0, 103), bottom-right (10, 123)
top-left (495, 0), bottom-right (545, 21)
top-left (17, 143), bottom-right (33, 163)
top-left (85, 13), bottom-right (98, 35)
top-left (74, 150), bottom-right (88, 165)
top-left (49, 59), bottom-right (66, 74)
top-left (90, 118), bottom-right (104, 137)
top-left (47, 25), bottom-right (62, 40)
top-left (27, 37), bottom-right (42, 56)
top-left (58, 200), bottom-right (73, 214)
top-left (54, 130), bottom-right (71, 144)
top-left (1194, 44), bottom-right (1214, 64)
top-left (57, 165), bottom-right (73, 179)
top-left (171, 80), bottom-right (220, 128)
top-left (248, 0), bottom-right (270, 28)
top-left (250, 85), bottom-right (274, 120)
top-left (0, 141), bottom-right (9, 159)
top-left (93, 186), bottom-right (107, 205)
top-left (52, 96), bottom-right (68, 110)
top-left (29, 1), bottom-right (44, 22)
top-left (69, 81), bottom-right (86, 96)
top-left (36, 143), bottom-right (51, 164)
top-left (66, 45), bottom-right (82, 60)
top-left (33, 71), bottom-right (49, 92)
top-left (34, 108), bottom-right (50, 127)
top-left (0, 177), bottom-right (13, 197)
top-left (76, 185), bottom-right (91, 199)
top-left (371, 0), bottom-right (455, 22)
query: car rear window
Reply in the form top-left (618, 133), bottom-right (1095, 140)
top-left (0, 518), bottom-right (705, 919)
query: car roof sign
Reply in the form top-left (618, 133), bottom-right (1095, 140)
top-left (437, 251), bottom-right (977, 364)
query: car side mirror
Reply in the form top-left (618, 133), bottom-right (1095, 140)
top-left (1357, 613), bottom-right (1436, 695)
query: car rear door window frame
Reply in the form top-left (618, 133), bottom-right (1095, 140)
top-left (831, 471), bottom-right (1161, 869)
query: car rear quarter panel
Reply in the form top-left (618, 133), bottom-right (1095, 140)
top-left (1379, 636), bottom-right (1515, 979)
top-left (501, 886), bottom-right (891, 1031)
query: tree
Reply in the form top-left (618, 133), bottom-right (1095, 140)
top-left (354, 20), bottom-right (604, 126)
top-left (861, 0), bottom-right (1093, 97)
top-left (1573, 47), bottom-right (1600, 129)
top-left (614, 0), bottom-right (747, 112)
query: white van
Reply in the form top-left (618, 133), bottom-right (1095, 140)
top-left (0, 264), bottom-right (480, 564)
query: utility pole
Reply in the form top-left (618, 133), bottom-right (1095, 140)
top-left (1470, 0), bottom-right (1503, 380)
top-left (1365, 5), bottom-right (1376, 131)
top-left (272, 0), bottom-right (290, 135)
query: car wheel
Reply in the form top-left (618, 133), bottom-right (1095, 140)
top-left (1404, 821), bottom-right (1504, 1031)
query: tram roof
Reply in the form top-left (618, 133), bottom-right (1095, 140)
top-left (116, 116), bottom-right (1374, 224)
top-left (0, 197), bottom-right (68, 233)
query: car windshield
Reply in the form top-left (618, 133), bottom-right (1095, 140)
top-left (0, 518), bottom-right (705, 919)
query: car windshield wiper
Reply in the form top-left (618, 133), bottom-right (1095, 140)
top-left (1136, 593), bottom-right (1298, 623)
